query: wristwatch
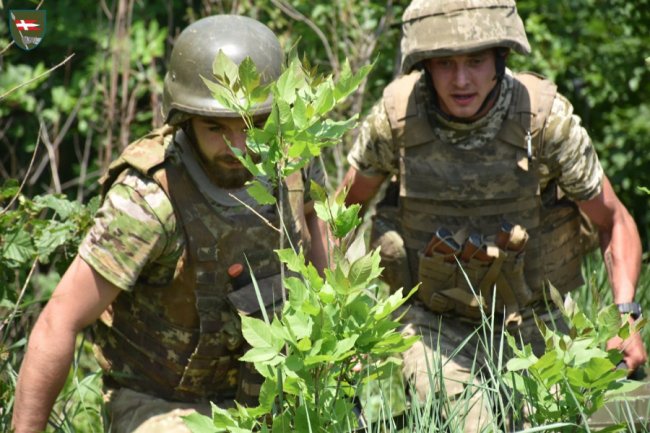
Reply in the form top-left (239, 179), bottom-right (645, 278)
top-left (617, 302), bottom-right (642, 320)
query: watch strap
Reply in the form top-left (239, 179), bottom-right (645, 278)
top-left (617, 302), bottom-right (642, 319)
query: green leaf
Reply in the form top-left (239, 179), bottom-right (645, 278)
top-left (0, 179), bottom-right (20, 200)
top-left (201, 76), bottom-right (240, 113)
top-left (313, 81), bottom-right (335, 115)
top-left (34, 220), bottom-right (75, 259)
top-left (241, 316), bottom-right (279, 349)
top-left (239, 347), bottom-right (282, 363)
top-left (181, 412), bottom-right (218, 433)
top-left (212, 50), bottom-right (239, 85)
top-left (285, 276), bottom-right (307, 308)
top-left (332, 204), bottom-right (362, 238)
top-left (309, 180), bottom-right (327, 203)
top-left (2, 228), bottom-right (35, 266)
top-left (283, 310), bottom-right (313, 341)
top-left (333, 60), bottom-right (373, 101)
top-left (238, 56), bottom-right (260, 94)
top-left (274, 59), bottom-right (303, 105)
top-left (348, 249), bottom-right (382, 288)
top-left (34, 194), bottom-right (81, 219)
top-left (307, 117), bottom-right (358, 141)
top-left (276, 248), bottom-right (305, 274)
top-left (597, 304), bottom-right (624, 343)
top-left (246, 180), bottom-right (276, 206)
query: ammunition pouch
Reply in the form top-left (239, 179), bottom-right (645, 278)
top-left (417, 239), bottom-right (532, 326)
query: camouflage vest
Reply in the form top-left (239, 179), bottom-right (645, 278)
top-left (94, 126), bottom-right (306, 401)
top-left (383, 72), bottom-right (585, 323)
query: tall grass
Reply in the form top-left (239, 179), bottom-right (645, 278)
top-left (2, 254), bottom-right (648, 432)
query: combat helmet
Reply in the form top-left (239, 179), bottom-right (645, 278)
top-left (162, 15), bottom-right (283, 125)
top-left (400, 0), bottom-right (531, 74)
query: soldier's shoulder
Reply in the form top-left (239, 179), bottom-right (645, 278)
top-left (107, 168), bottom-right (176, 232)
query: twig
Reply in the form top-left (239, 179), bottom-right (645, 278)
top-left (0, 257), bottom-right (39, 337)
top-left (270, 0), bottom-right (339, 75)
top-left (0, 54), bottom-right (75, 102)
top-left (36, 113), bottom-right (62, 193)
top-left (227, 192), bottom-right (281, 233)
top-left (0, 124), bottom-right (42, 218)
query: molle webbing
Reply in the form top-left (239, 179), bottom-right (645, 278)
top-left (95, 132), bottom-right (287, 401)
top-left (382, 72), bottom-right (584, 315)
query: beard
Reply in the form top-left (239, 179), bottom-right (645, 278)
top-left (203, 155), bottom-right (254, 189)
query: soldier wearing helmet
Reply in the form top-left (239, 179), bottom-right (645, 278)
top-left (13, 15), bottom-right (326, 433)
top-left (324, 0), bottom-right (646, 430)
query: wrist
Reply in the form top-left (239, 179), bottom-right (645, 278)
top-left (617, 302), bottom-right (642, 320)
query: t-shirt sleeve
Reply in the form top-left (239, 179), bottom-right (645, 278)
top-left (347, 99), bottom-right (398, 177)
top-left (78, 170), bottom-right (177, 290)
top-left (540, 93), bottom-right (604, 201)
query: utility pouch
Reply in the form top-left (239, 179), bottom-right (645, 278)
top-left (418, 251), bottom-right (456, 296)
top-left (227, 273), bottom-right (283, 318)
top-left (498, 251), bottom-right (533, 307)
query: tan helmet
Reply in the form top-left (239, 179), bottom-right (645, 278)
top-left (162, 15), bottom-right (283, 125)
top-left (400, 0), bottom-right (531, 74)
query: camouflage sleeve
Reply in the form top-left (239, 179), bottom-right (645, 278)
top-left (539, 92), bottom-right (604, 201)
top-left (347, 98), bottom-right (398, 177)
top-left (78, 169), bottom-right (178, 291)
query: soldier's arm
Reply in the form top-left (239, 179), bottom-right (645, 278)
top-left (341, 166), bottom-right (386, 208)
top-left (578, 176), bottom-right (647, 372)
top-left (12, 256), bottom-right (120, 433)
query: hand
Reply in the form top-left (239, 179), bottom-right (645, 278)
top-left (606, 316), bottom-right (648, 375)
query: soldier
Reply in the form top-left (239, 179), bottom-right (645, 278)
top-left (327, 0), bottom-right (647, 430)
top-left (12, 15), bottom-right (326, 433)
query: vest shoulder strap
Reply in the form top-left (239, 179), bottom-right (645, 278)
top-left (513, 72), bottom-right (557, 134)
top-left (100, 125), bottom-right (175, 197)
top-left (383, 71), bottom-right (423, 126)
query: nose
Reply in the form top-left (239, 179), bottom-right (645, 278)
top-left (228, 130), bottom-right (248, 154)
top-left (453, 64), bottom-right (470, 87)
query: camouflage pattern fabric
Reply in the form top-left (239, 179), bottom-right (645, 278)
top-left (104, 387), bottom-right (221, 433)
top-left (80, 131), bottom-right (324, 404)
top-left (399, 0), bottom-right (529, 73)
top-left (80, 141), bottom-right (323, 292)
top-left (348, 70), bottom-right (603, 202)
top-left (80, 168), bottom-right (183, 291)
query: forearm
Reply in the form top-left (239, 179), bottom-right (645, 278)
top-left (12, 315), bottom-right (77, 433)
top-left (600, 207), bottom-right (641, 304)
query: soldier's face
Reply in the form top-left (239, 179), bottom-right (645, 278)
top-left (191, 116), bottom-right (259, 189)
top-left (425, 49), bottom-right (498, 120)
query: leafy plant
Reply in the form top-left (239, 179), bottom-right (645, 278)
top-left (504, 288), bottom-right (645, 432)
top-left (0, 179), bottom-right (101, 432)
top-left (182, 50), bottom-right (418, 432)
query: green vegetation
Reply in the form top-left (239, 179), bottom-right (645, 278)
top-left (1, 0), bottom-right (649, 431)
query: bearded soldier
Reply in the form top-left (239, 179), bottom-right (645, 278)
top-left (13, 15), bottom-right (325, 433)
top-left (327, 1), bottom-right (647, 430)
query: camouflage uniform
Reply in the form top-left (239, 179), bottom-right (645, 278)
top-left (79, 127), bottom-right (322, 432)
top-left (349, 68), bottom-right (603, 431)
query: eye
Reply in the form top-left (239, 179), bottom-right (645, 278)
top-left (208, 124), bottom-right (224, 133)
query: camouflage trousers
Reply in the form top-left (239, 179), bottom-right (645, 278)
top-left (103, 388), bottom-right (224, 433)
top-left (400, 302), bottom-right (566, 433)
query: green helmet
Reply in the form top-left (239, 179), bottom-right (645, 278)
top-left (162, 15), bottom-right (283, 125)
top-left (400, 0), bottom-right (531, 74)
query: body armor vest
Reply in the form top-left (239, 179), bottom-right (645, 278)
top-left (383, 72), bottom-right (585, 323)
top-left (94, 127), bottom-right (305, 401)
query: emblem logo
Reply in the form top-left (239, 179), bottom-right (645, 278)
top-left (9, 10), bottom-right (46, 51)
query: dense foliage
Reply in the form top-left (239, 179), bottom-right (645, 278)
top-left (1, 0), bottom-right (649, 431)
